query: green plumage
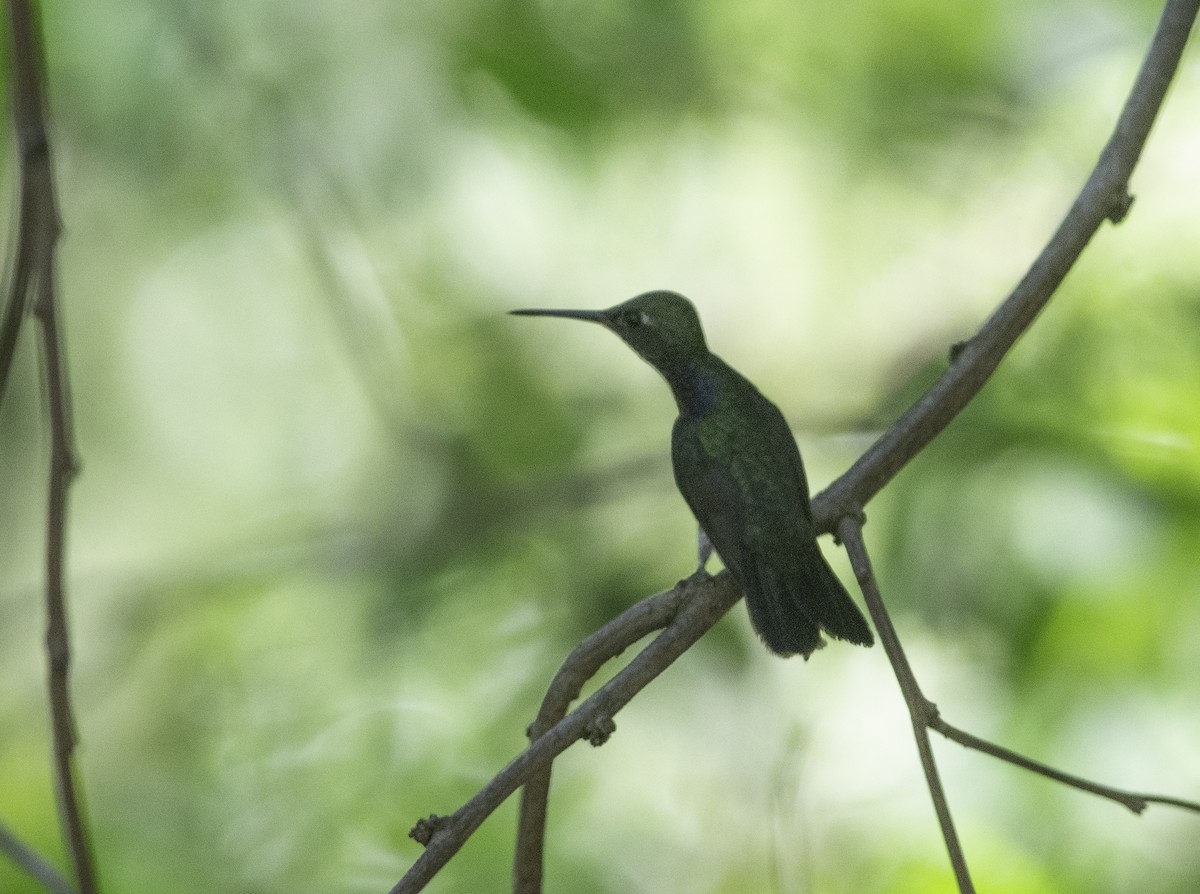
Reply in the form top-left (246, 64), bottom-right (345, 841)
top-left (513, 290), bottom-right (873, 658)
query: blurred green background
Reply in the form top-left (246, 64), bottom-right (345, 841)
top-left (2, 0), bottom-right (1199, 891)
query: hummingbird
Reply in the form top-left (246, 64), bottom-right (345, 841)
top-left (512, 290), bottom-right (873, 658)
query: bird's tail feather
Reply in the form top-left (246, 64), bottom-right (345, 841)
top-left (799, 545), bottom-right (873, 647)
top-left (742, 545), bottom-right (873, 657)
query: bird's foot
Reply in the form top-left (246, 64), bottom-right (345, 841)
top-left (695, 528), bottom-right (715, 571)
top-left (675, 528), bottom-right (716, 588)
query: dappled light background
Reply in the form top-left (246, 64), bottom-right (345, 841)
top-left (2, 0), bottom-right (1199, 892)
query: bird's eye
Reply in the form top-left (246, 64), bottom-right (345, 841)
top-left (621, 310), bottom-right (649, 328)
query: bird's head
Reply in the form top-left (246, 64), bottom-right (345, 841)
top-left (512, 290), bottom-right (709, 372)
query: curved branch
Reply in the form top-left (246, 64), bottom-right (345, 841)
top-left (813, 0), bottom-right (1200, 529)
top-left (513, 587), bottom-right (688, 894)
top-left (391, 573), bottom-right (740, 894)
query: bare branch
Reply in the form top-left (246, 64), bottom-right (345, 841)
top-left (3, 1), bottom-right (95, 892)
top-left (930, 714), bottom-right (1200, 816)
top-left (0, 0), bottom-right (48, 404)
top-left (813, 0), bottom-right (1200, 530)
top-left (391, 572), bottom-right (740, 894)
top-left (837, 507), bottom-right (1199, 894)
top-left (514, 587), bottom-right (688, 894)
top-left (838, 516), bottom-right (976, 894)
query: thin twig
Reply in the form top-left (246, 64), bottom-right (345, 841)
top-left (0, 819), bottom-right (77, 894)
top-left (0, 0), bottom-right (45, 403)
top-left (929, 715), bottom-right (1200, 816)
top-left (0, 178), bottom-right (35, 403)
top-left (813, 0), bottom-right (1200, 531)
top-left (37, 239), bottom-right (90, 893)
top-left (839, 508), bottom-right (1200, 893)
top-left (838, 515), bottom-right (975, 894)
top-left (514, 587), bottom-right (689, 894)
top-left (3, 1), bottom-right (95, 892)
top-left (390, 572), bottom-right (741, 894)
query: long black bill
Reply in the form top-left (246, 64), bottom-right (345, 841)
top-left (510, 308), bottom-right (608, 323)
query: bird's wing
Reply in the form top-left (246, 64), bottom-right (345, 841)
top-left (671, 414), bottom-right (750, 580)
top-left (672, 411), bottom-right (825, 655)
top-left (673, 400), bottom-right (871, 653)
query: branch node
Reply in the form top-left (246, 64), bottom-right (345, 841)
top-left (948, 339), bottom-right (971, 363)
top-left (831, 507), bottom-right (866, 545)
top-left (584, 715), bottom-right (616, 747)
top-left (1107, 190), bottom-right (1135, 224)
top-left (409, 814), bottom-right (448, 847)
top-left (917, 698), bottom-right (941, 727)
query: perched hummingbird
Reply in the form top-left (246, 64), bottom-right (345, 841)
top-left (513, 290), bottom-right (873, 658)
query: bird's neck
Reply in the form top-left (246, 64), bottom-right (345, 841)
top-left (658, 352), bottom-right (723, 418)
